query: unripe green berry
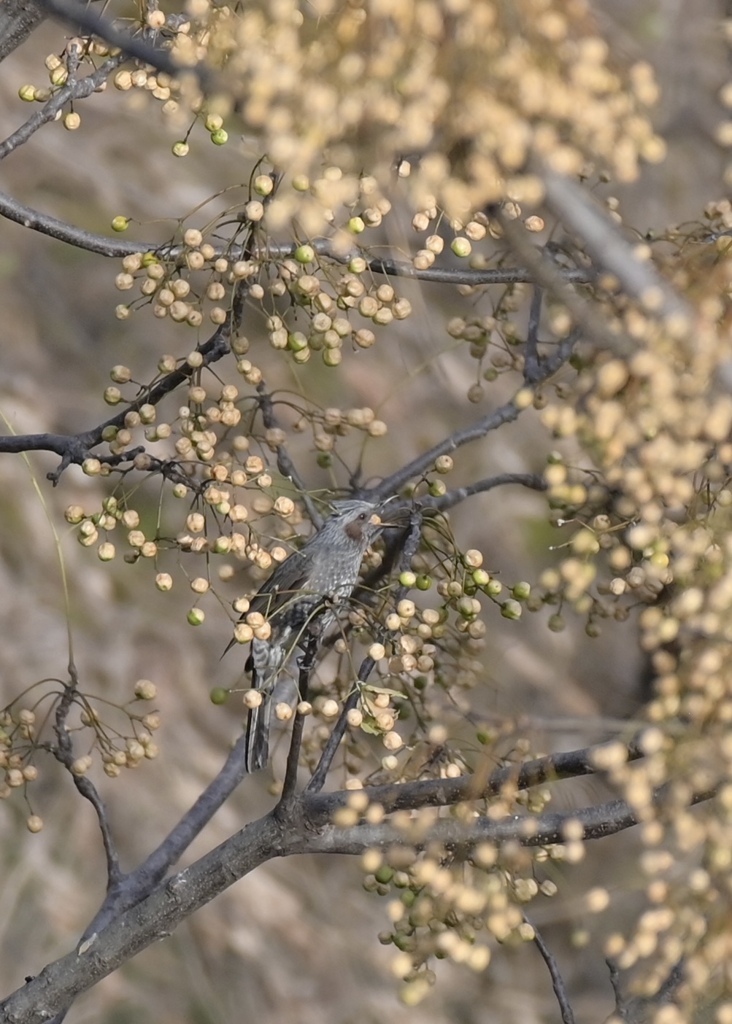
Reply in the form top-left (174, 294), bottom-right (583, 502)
top-left (209, 687), bottom-right (229, 705)
top-left (399, 571), bottom-right (417, 587)
top-left (512, 581), bottom-right (531, 600)
top-left (253, 174), bottom-right (274, 195)
top-left (187, 608), bottom-right (205, 625)
top-left (451, 237), bottom-right (472, 257)
top-left (500, 599), bottom-right (522, 620)
top-left (111, 216), bottom-right (130, 232)
top-left (294, 244), bottom-right (315, 264)
top-left (210, 128), bottom-right (228, 145)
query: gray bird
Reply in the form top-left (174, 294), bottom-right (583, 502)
top-left (225, 498), bottom-right (383, 772)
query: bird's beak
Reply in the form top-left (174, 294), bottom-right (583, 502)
top-left (369, 513), bottom-right (382, 526)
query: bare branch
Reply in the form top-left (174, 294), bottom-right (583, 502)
top-left (81, 730), bottom-right (251, 937)
top-left (276, 635), bottom-right (318, 812)
top-left (0, 190), bottom-right (594, 291)
top-left (367, 396), bottom-right (524, 502)
top-left (302, 240), bottom-right (594, 287)
top-left (256, 385), bottom-right (322, 527)
top-left (495, 207), bottom-right (635, 356)
top-left (38, 0), bottom-right (214, 90)
top-left (0, 289), bottom-right (243, 481)
top-left (0, 0), bottom-right (47, 64)
top-left (529, 918), bottom-right (576, 1024)
top-left (306, 739), bottom-right (644, 821)
top-left (0, 811), bottom-right (289, 1024)
top-left (0, 55), bottom-right (127, 161)
top-left (52, 684), bottom-right (121, 887)
top-left (540, 169), bottom-right (691, 325)
top-left (428, 472), bottom-right (548, 512)
top-left (302, 789), bottom-right (715, 857)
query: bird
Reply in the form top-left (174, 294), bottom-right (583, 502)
top-left (224, 498), bottom-right (384, 772)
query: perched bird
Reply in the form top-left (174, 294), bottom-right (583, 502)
top-left (225, 498), bottom-right (383, 772)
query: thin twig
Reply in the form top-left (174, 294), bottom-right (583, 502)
top-left (0, 283), bottom-right (247, 483)
top-left (256, 385), bottom-right (322, 527)
top-left (38, 0), bottom-right (215, 90)
top-left (540, 168), bottom-right (691, 324)
top-left (0, 55), bottom-right (127, 160)
top-left (0, 188), bottom-right (594, 288)
top-left (276, 635), bottom-right (318, 813)
top-left (52, 683), bottom-right (121, 887)
top-left (524, 286), bottom-right (544, 383)
top-left (529, 917), bottom-right (576, 1024)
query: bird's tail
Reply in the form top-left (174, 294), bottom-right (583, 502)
top-left (245, 695), bottom-right (272, 772)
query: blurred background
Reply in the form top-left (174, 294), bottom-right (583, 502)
top-left (0, 2), bottom-right (727, 1021)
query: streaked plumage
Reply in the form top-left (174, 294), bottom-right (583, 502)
top-left (225, 499), bottom-right (383, 771)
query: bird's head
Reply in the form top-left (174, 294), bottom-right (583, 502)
top-left (327, 499), bottom-right (383, 549)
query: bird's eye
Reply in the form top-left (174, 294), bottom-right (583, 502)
top-left (357, 512), bottom-right (367, 521)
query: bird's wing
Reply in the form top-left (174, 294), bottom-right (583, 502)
top-left (247, 550), bottom-right (313, 620)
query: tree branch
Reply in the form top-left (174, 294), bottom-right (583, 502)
top-left (540, 168), bottom-right (691, 325)
top-left (529, 917), bottom-right (576, 1024)
top-left (302, 788), bottom-right (714, 856)
top-left (306, 739), bottom-right (644, 821)
top-left (0, 294), bottom-right (239, 482)
top-left (0, 188), bottom-right (594, 290)
top-left (0, 810), bottom-right (289, 1024)
top-left (0, 0), bottom-right (46, 64)
top-left (0, 54), bottom-right (127, 161)
top-left (52, 683), bottom-right (121, 888)
top-left (276, 635), bottom-right (318, 812)
top-left (38, 0), bottom-right (214, 90)
top-left (367, 396), bottom-right (524, 502)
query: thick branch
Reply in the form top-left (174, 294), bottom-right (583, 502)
top-left (305, 739), bottom-right (644, 821)
top-left (0, 811), bottom-right (288, 1024)
top-left (83, 731), bottom-right (252, 937)
top-left (0, 0), bottom-right (47, 63)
